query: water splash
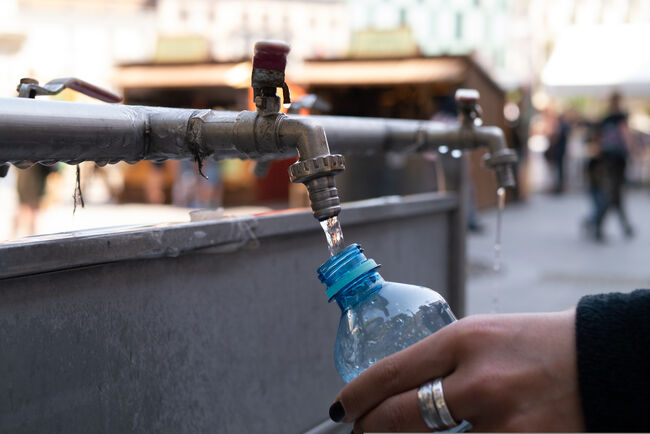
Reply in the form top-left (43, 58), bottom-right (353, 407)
top-left (321, 215), bottom-right (345, 256)
top-left (493, 187), bottom-right (506, 272)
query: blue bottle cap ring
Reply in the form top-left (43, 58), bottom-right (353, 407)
top-left (326, 259), bottom-right (380, 300)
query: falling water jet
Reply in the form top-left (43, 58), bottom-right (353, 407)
top-left (493, 187), bottom-right (506, 272)
top-left (321, 215), bottom-right (345, 256)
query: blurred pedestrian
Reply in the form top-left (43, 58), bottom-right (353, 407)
top-left (544, 106), bottom-right (570, 194)
top-left (172, 160), bottom-right (222, 208)
top-left (144, 162), bottom-right (166, 204)
top-left (11, 164), bottom-right (52, 238)
top-left (586, 93), bottom-right (635, 241)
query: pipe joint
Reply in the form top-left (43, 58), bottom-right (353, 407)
top-left (230, 111), bottom-right (288, 159)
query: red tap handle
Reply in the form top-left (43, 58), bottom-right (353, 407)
top-left (253, 40), bottom-right (290, 72)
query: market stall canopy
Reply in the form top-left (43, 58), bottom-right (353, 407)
top-left (115, 62), bottom-right (253, 89)
top-left (289, 57), bottom-right (466, 86)
top-left (114, 57), bottom-right (472, 90)
top-left (542, 25), bottom-right (650, 98)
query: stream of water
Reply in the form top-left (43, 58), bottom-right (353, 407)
top-left (493, 187), bottom-right (506, 272)
top-left (321, 215), bottom-right (345, 256)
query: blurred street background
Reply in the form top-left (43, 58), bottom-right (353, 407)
top-left (467, 190), bottom-right (650, 314)
top-left (1, 0), bottom-right (650, 309)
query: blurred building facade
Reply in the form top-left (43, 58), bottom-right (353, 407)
top-left (0, 0), bottom-right (349, 98)
top-left (3, 0), bottom-right (648, 96)
top-left (156, 0), bottom-right (348, 62)
top-left (347, 0), bottom-right (511, 81)
top-left (0, 0), bottom-right (157, 97)
top-left (346, 0), bottom-right (650, 89)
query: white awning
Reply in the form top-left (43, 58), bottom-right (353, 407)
top-left (542, 25), bottom-right (650, 98)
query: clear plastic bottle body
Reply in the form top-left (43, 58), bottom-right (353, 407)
top-left (333, 274), bottom-right (455, 382)
top-left (318, 244), bottom-right (456, 383)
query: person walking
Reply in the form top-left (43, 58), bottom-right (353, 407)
top-left (544, 107), bottom-right (570, 194)
top-left (11, 164), bottom-right (52, 238)
top-left (590, 93), bottom-right (635, 241)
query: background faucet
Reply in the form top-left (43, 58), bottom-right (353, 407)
top-left (454, 88), bottom-right (517, 190)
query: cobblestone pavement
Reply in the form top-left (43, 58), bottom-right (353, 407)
top-left (466, 189), bottom-right (650, 315)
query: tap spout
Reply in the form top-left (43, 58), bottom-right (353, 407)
top-left (279, 116), bottom-right (345, 221)
top-left (200, 109), bottom-right (345, 221)
top-left (471, 127), bottom-right (517, 189)
top-left (428, 122), bottom-right (516, 189)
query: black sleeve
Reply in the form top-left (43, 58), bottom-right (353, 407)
top-left (576, 289), bottom-right (650, 432)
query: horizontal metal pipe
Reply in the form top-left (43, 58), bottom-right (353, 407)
top-left (0, 98), bottom-right (202, 165)
top-left (0, 98), bottom-right (510, 165)
top-left (308, 115), bottom-right (501, 154)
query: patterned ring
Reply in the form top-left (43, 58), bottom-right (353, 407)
top-left (432, 378), bottom-right (458, 428)
top-left (417, 380), bottom-right (445, 430)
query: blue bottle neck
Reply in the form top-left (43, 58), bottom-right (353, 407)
top-left (333, 270), bottom-right (384, 311)
top-left (317, 243), bottom-right (383, 308)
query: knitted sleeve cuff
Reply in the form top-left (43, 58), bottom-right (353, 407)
top-left (576, 289), bottom-right (650, 432)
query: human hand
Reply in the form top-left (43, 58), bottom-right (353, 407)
top-left (329, 309), bottom-right (584, 432)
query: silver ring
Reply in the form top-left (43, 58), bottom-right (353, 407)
top-left (432, 378), bottom-right (458, 428)
top-left (417, 381), bottom-right (445, 430)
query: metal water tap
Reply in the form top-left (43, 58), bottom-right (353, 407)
top-left (454, 89), bottom-right (517, 189)
top-left (250, 40), bottom-right (345, 221)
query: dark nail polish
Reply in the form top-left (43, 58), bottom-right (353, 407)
top-left (329, 401), bottom-right (345, 422)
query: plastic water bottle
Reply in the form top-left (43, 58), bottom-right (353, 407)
top-left (318, 243), bottom-right (457, 383)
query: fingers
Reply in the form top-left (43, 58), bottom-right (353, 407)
top-left (336, 311), bottom-right (584, 432)
top-left (334, 321), bottom-right (459, 423)
top-left (349, 366), bottom-right (499, 433)
top-left (351, 376), bottom-right (470, 433)
top-left (352, 389), bottom-right (430, 433)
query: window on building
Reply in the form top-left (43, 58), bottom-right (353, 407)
top-left (496, 49), bottom-right (505, 67)
top-left (399, 8), bottom-right (407, 27)
top-left (455, 12), bottom-right (463, 40)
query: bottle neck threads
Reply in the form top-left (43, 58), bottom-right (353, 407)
top-left (317, 243), bottom-right (381, 302)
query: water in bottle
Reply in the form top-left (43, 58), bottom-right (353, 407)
top-left (317, 243), bottom-right (456, 382)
